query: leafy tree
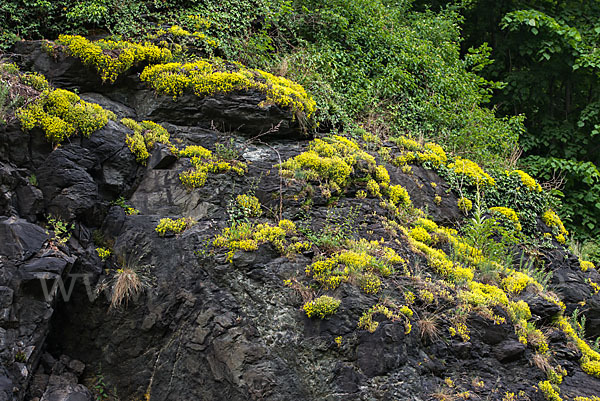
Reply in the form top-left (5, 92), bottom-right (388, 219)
top-left (416, 0), bottom-right (600, 239)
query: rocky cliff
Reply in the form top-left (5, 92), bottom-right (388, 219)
top-left (0, 38), bottom-right (600, 401)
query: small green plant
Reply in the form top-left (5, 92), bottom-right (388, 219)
top-left (27, 174), bottom-right (37, 186)
top-left (14, 351), bottom-right (26, 363)
top-left (215, 138), bottom-right (239, 160)
top-left (298, 205), bottom-right (361, 251)
top-left (93, 368), bottom-right (110, 400)
top-left (112, 197), bottom-right (139, 215)
top-left (47, 215), bottom-right (74, 246)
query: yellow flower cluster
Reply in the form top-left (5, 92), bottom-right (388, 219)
top-left (213, 220), bottom-right (297, 262)
top-left (393, 136), bottom-right (421, 151)
top-left (409, 226), bottom-right (432, 244)
top-left (415, 217), bottom-right (438, 232)
top-left (402, 226), bottom-right (474, 283)
top-left (589, 279), bottom-right (600, 294)
top-left (419, 142), bottom-right (448, 166)
top-left (490, 206), bottom-right (522, 231)
top-left (121, 118), bottom-right (171, 164)
top-left (502, 271), bottom-right (534, 294)
top-left (21, 71), bottom-right (50, 91)
top-left (140, 59), bottom-right (316, 117)
top-left (178, 144), bottom-right (247, 189)
top-left (305, 240), bottom-right (402, 290)
top-left (580, 260), bottom-right (595, 271)
top-left (457, 197), bottom-right (472, 213)
top-left (17, 88), bottom-right (114, 144)
top-left (391, 137), bottom-right (447, 167)
top-left (358, 303), bottom-right (411, 333)
top-left (374, 165), bottom-right (390, 185)
top-left (236, 194), bottom-right (262, 217)
top-left (557, 315), bottom-right (600, 378)
top-left (56, 35), bottom-right (173, 83)
top-left (96, 247), bottom-right (111, 261)
top-left (458, 281), bottom-right (509, 308)
top-left (179, 145), bottom-right (212, 159)
top-left (367, 179), bottom-right (382, 197)
top-left (155, 217), bottom-right (195, 236)
top-left (436, 227), bottom-right (483, 267)
top-left (280, 136), bottom-right (378, 196)
top-left (419, 289), bottom-right (434, 303)
top-left (449, 322), bottom-right (470, 342)
top-left (303, 295), bottom-right (341, 319)
top-left (511, 169), bottom-right (542, 192)
top-left (542, 209), bottom-right (569, 243)
top-left (359, 272), bottom-right (382, 294)
top-left (538, 381), bottom-right (562, 401)
top-left (388, 184), bottom-right (411, 207)
top-left (448, 157), bottom-right (496, 187)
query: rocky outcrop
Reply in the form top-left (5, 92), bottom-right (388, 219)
top-left (1, 41), bottom-right (599, 401)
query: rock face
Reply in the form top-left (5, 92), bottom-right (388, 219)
top-left (0, 41), bottom-right (599, 401)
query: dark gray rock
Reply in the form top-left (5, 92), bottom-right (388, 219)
top-left (0, 216), bottom-right (48, 262)
top-left (147, 144), bottom-right (177, 170)
top-left (131, 90), bottom-right (307, 139)
top-left (79, 93), bottom-right (137, 120)
top-left (16, 184), bottom-right (44, 222)
top-left (40, 383), bottom-right (93, 401)
top-left (36, 146), bottom-right (97, 221)
top-left (523, 292), bottom-right (562, 323)
top-left (387, 164), bottom-right (462, 226)
top-left (357, 323), bottom-right (408, 377)
top-left (494, 339), bottom-right (526, 362)
top-left (129, 170), bottom-right (223, 221)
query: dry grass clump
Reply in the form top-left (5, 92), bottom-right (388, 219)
top-left (418, 313), bottom-right (441, 342)
top-left (110, 268), bottom-right (144, 309)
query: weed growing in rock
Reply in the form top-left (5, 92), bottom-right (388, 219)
top-left (112, 197), bottom-right (139, 215)
top-left (47, 215), bottom-right (74, 246)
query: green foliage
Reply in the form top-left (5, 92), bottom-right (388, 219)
top-left (111, 196), bottom-right (139, 215)
top-left (277, 0), bottom-right (521, 165)
top-left (298, 205), bottom-right (361, 251)
top-left (428, 0), bottom-right (600, 240)
top-left (47, 215), bottom-right (74, 246)
top-left (460, 192), bottom-right (519, 269)
top-left (0, 63), bottom-right (29, 125)
top-left (523, 155), bottom-right (600, 239)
